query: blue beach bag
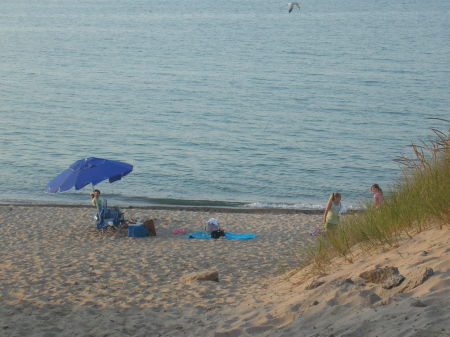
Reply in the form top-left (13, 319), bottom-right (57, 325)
top-left (128, 223), bottom-right (150, 238)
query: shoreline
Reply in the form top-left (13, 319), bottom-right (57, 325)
top-left (0, 202), bottom-right (328, 214)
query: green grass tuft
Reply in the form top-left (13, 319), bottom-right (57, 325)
top-left (306, 122), bottom-right (450, 269)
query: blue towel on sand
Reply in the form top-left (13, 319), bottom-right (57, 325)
top-left (186, 232), bottom-right (257, 240)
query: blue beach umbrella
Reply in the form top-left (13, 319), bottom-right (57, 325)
top-left (45, 157), bottom-right (133, 193)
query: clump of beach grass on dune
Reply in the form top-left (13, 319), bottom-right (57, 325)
top-left (307, 121), bottom-right (450, 270)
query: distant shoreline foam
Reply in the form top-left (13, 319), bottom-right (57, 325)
top-left (0, 196), bottom-right (363, 213)
top-left (0, 202), bottom-right (329, 214)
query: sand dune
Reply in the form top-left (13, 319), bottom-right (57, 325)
top-left (215, 225), bottom-right (450, 337)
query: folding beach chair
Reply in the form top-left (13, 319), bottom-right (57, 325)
top-left (94, 199), bottom-right (124, 231)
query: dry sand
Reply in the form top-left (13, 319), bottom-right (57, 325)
top-left (0, 205), bottom-right (448, 337)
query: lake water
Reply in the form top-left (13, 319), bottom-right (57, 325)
top-left (1, 0), bottom-right (449, 209)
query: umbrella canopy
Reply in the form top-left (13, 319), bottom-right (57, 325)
top-left (45, 157), bottom-right (133, 193)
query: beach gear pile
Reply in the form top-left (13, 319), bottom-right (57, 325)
top-left (186, 217), bottom-right (256, 240)
top-left (207, 218), bottom-right (225, 239)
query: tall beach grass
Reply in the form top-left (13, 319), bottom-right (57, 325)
top-left (307, 121), bottom-right (450, 269)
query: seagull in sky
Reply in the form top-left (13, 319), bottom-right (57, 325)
top-left (288, 2), bottom-right (300, 13)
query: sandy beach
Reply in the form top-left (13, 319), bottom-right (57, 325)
top-left (0, 205), bottom-right (449, 337)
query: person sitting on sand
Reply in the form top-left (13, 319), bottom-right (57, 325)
top-left (371, 184), bottom-right (383, 208)
top-left (323, 192), bottom-right (342, 231)
top-left (90, 189), bottom-right (105, 210)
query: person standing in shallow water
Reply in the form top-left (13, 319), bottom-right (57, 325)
top-left (371, 184), bottom-right (383, 208)
top-left (323, 192), bottom-right (342, 231)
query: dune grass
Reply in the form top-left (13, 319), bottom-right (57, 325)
top-left (307, 122), bottom-right (450, 270)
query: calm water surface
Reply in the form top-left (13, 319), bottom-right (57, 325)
top-left (1, 0), bottom-right (449, 209)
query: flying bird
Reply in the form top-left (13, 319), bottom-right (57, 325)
top-left (288, 2), bottom-right (300, 13)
